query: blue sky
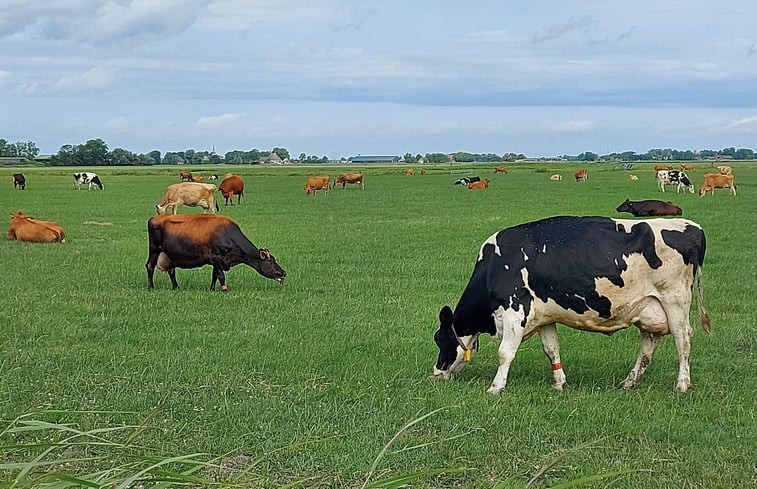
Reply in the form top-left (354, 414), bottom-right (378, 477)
top-left (2, 0), bottom-right (757, 158)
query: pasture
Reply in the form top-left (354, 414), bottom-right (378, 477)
top-left (1, 163), bottom-right (755, 488)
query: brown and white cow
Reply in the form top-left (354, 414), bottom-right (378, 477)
top-left (146, 214), bottom-right (285, 291)
top-left (550, 174), bottom-right (562, 181)
top-left (156, 182), bottom-right (219, 214)
top-left (494, 166), bottom-right (507, 174)
top-left (680, 163), bottom-right (695, 172)
top-left (574, 169), bottom-right (588, 182)
top-left (305, 176), bottom-right (330, 195)
top-left (628, 174), bottom-right (639, 181)
top-left (218, 174), bottom-right (245, 205)
top-left (716, 165), bottom-right (732, 176)
top-left (468, 179), bottom-right (489, 189)
top-left (332, 172), bottom-right (364, 189)
top-left (432, 216), bottom-right (710, 394)
top-left (699, 173), bottom-right (736, 197)
top-left (13, 173), bottom-right (26, 190)
top-left (179, 171), bottom-right (193, 182)
top-left (406, 169), bottom-right (414, 176)
top-left (654, 165), bottom-right (673, 174)
top-left (7, 211), bottom-right (66, 243)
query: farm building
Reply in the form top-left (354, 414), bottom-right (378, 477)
top-left (347, 155), bottom-right (400, 164)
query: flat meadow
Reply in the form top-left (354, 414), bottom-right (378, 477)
top-left (1, 163), bottom-right (755, 488)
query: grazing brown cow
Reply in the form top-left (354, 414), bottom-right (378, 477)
top-left (574, 169), bottom-right (588, 182)
top-left (332, 172), bottom-right (364, 189)
top-left (468, 179), bottom-right (489, 189)
top-left (716, 165), bottom-right (732, 175)
top-left (616, 198), bottom-right (682, 217)
top-left (179, 171), bottom-right (193, 182)
top-left (680, 163), bottom-right (695, 172)
top-left (550, 174), bottom-right (562, 181)
top-left (305, 176), bottom-right (330, 195)
top-left (13, 173), bottom-right (26, 190)
top-left (494, 166), bottom-right (507, 174)
top-left (699, 173), bottom-right (736, 197)
top-left (7, 211), bottom-right (65, 243)
top-left (406, 169), bottom-right (414, 175)
top-left (218, 175), bottom-right (245, 205)
top-left (156, 183), bottom-right (219, 214)
top-left (628, 174), bottom-right (639, 181)
top-left (654, 165), bottom-right (673, 174)
top-left (146, 214), bottom-right (285, 291)
top-left (192, 175), bottom-right (204, 182)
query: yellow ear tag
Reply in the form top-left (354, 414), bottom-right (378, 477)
top-left (463, 349), bottom-right (471, 362)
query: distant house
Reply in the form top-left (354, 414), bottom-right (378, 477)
top-left (261, 152), bottom-right (283, 164)
top-left (34, 155), bottom-right (53, 163)
top-left (0, 157), bottom-right (29, 166)
top-left (347, 155), bottom-right (400, 164)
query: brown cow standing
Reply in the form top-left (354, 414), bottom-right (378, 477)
top-left (468, 179), bottom-right (489, 189)
top-left (305, 176), bottom-right (330, 195)
top-left (574, 169), bottom-right (588, 182)
top-left (406, 169), bottom-right (414, 175)
top-left (332, 172), bottom-right (364, 189)
top-left (699, 173), bottom-right (736, 197)
top-left (7, 211), bottom-right (66, 243)
top-left (494, 166), bottom-right (507, 174)
top-left (156, 183), bottom-right (219, 214)
top-left (716, 165), bottom-right (732, 175)
top-left (219, 175), bottom-right (245, 205)
top-left (179, 171), bottom-right (193, 181)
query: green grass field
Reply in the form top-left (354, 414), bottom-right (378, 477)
top-left (1, 163), bottom-right (755, 488)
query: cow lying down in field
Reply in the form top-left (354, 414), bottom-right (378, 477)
top-left (432, 216), bottom-right (710, 394)
top-left (7, 211), bottom-right (66, 243)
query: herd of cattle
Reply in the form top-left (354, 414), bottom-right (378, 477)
top-left (6, 163), bottom-right (744, 393)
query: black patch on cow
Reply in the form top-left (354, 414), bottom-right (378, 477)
top-left (661, 225), bottom-right (705, 274)
top-left (451, 217), bottom-right (664, 336)
top-left (91, 175), bottom-right (103, 189)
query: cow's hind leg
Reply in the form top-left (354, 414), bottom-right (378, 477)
top-left (167, 268), bottom-right (179, 289)
top-left (538, 324), bottom-right (566, 391)
top-left (621, 331), bottom-right (663, 390)
top-left (145, 253), bottom-right (158, 289)
top-left (487, 306), bottom-right (526, 395)
top-left (667, 306), bottom-right (694, 392)
top-left (210, 264), bottom-right (226, 291)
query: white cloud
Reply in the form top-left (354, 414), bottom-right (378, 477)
top-left (49, 67), bottom-right (116, 93)
top-left (203, 0), bottom-right (336, 29)
top-left (105, 116), bottom-right (131, 133)
top-left (0, 70), bottom-right (10, 88)
top-left (196, 112), bottom-right (242, 129)
top-left (546, 120), bottom-right (596, 132)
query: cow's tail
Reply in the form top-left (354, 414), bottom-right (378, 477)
top-left (696, 270), bottom-right (711, 334)
top-left (215, 200), bottom-right (220, 212)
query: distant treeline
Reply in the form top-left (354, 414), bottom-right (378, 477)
top-left (1, 137), bottom-right (755, 166)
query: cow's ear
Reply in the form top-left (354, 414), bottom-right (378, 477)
top-left (439, 306), bottom-right (454, 329)
top-left (259, 248), bottom-right (271, 260)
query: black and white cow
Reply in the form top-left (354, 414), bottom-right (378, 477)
top-left (432, 216), bottom-right (710, 394)
top-left (73, 172), bottom-right (104, 190)
top-left (13, 173), bottom-right (25, 190)
top-left (454, 176), bottom-right (481, 186)
top-left (656, 170), bottom-right (694, 193)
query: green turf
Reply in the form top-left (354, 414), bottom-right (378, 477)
top-left (1, 163), bottom-right (755, 488)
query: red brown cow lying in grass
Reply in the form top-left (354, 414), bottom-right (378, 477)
top-left (616, 199), bottom-right (682, 217)
top-left (468, 179), bottom-right (489, 189)
top-left (146, 214), bottom-right (286, 291)
top-left (7, 211), bottom-right (66, 243)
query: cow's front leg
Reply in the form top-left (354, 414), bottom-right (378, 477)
top-left (621, 331), bottom-right (662, 390)
top-left (487, 306), bottom-right (525, 395)
top-left (145, 253), bottom-right (158, 289)
top-left (167, 268), bottom-right (179, 289)
top-left (538, 323), bottom-right (566, 391)
top-left (210, 265), bottom-right (226, 291)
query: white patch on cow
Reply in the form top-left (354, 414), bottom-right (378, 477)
top-left (521, 247), bottom-right (529, 261)
top-left (478, 232), bottom-right (501, 261)
top-left (487, 305), bottom-right (528, 395)
top-left (542, 244), bottom-right (547, 253)
top-left (504, 264), bottom-right (509, 270)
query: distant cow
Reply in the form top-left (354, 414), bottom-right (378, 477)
top-left (7, 211), bottom-right (65, 243)
top-left (454, 176), bottom-right (481, 186)
top-left (628, 174), bottom-right (639, 181)
top-left (305, 176), bottom-right (330, 195)
top-left (616, 198), bottom-right (682, 217)
top-left (468, 179), bottom-right (489, 189)
top-left (218, 174), bottom-right (245, 205)
top-left (494, 166), bottom-right (507, 174)
top-left (192, 175), bottom-right (204, 182)
top-left (406, 169), bottom-right (414, 176)
top-left (333, 172), bottom-right (364, 190)
top-left (656, 170), bottom-right (694, 193)
top-left (680, 163), bottom-right (695, 172)
top-left (654, 165), bottom-right (673, 174)
top-left (156, 182), bottom-right (219, 215)
top-left (73, 172), bottom-right (104, 190)
top-left (550, 174), bottom-right (562, 181)
top-left (716, 165), bottom-right (732, 176)
top-left (432, 216), bottom-right (710, 394)
top-left (574, 169), bottom-right (588, 182)
top-left (179, 171), bottom-right (193, 182)
top-left (420, 169), bottom-right (427, 175)
top-left (699, 173), bottom-right (736, 197)
top-left (146, 214), bottom-right (286, 291)
top-left (13, 173), bottom-right (25, 190)
top-left (209, 174), bottom-right (219, 180)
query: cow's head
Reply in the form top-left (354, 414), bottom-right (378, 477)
top-left (155, 204), bottom-right (168, 215)
top-left (680, 175), bottom-right (695, 193)
top-left (253, 248), bottom-right (287, 283)
top-left (616, 199), bottom-right (633, 214)
top-left (432, 306), bottom-right (471, 380)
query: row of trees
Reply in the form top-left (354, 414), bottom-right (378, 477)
top-left (3, 137), bottom-right (757, 166)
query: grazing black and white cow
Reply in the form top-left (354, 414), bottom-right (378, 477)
top-left (13, 173), bottom-right (25, 190)
top-left (454, 176), bottom-right (481, 186)
top-left (73, 172), bottom-right (104, 190)
top-left (432, 216), bottom-right (710, 394)
top-left (656, 170), bottom-right (693, 193)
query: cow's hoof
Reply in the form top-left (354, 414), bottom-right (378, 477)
top-left (552, 382), bottom-right (565, 391)
top-left (620, 379), bottom-right (636, 390)
top-left (486, 386), bottom-right (503, 395)
top-left (674, 380), bottom-right (690, 393)
top-left (220, 285), bottom-right (228, 292)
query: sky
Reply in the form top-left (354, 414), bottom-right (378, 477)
top-left (2, 0), bottom-right (757, 159)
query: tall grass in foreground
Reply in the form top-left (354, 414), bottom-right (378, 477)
top-left (1, 409), bottom-right (638, 488)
